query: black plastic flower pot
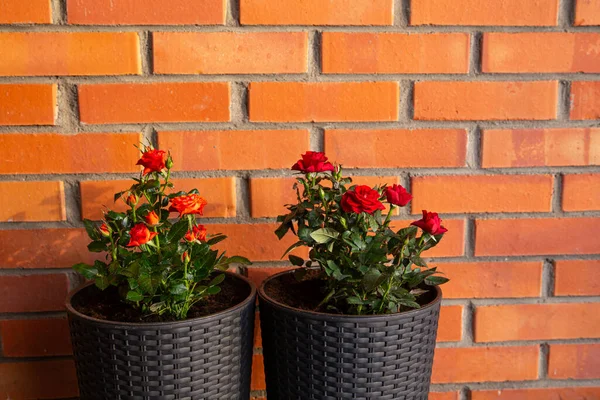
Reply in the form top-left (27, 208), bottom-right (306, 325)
top-left (258, 269), bottom-right (442, 400)
top-left (66, 271), bottom-right (256, 400)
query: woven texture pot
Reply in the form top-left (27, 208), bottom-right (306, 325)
top-left (66, 272), bottom-right (256, 400)
top-left (258, 270), bottom-right (442, 400)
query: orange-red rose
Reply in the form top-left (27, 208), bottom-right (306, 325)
top-left (184, 225), bottom-right (207, 242)
top-left (126, 223), bottom-right (158, 247)
top-left (136, 149), bottom-right (166, 175)
top-left (341, 185), bottom-right (385, 215)
top-left (292, 151), bottom-right (335, 173)
top-left (99, 222), bottom-right (111, 237)
top-left (145, 210), bottom-right (160, 226)
top-left (385, 184), bottom-right (412, 207)
top-left (126, 193), bottom-right (138, 206)
top-left (169, 194), bottom-right (208, 217)
top-left (411, 210), bottom-right (448, 235)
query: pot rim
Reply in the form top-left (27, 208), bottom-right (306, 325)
top-left (66, 270), bottom-right (256, 329)
top-left (258, 267), bottom-right (442, 321)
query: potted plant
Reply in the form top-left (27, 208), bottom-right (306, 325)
top-left (67, 146), bottom-right (255, 400)
top-left (259, 151), bottom-right (449, 399)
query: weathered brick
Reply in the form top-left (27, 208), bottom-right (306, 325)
top-left (0, 274), bottom-right (70, 312)
top-left (0, 181), bottom-right (65, 222)
top-left (0, 318), bottom-right (71, 357)
top-left (562, 173), bottom-right (600, 211)
top-left (0, 360), bottom-right (78, 399)
top-left (0, 84), bottom-right (56, 126)
top-left (438, 305), bottom-right (462, 342)
top-left (472, 387), bottom-right (600, 399)
top-left (570, 81), bottom-right (600, 119)
top-left (548, 343), bottom-right (600, 380)
top-left (575, 0), bottom-right (600, 25)
top-left (0, 0), bottom-right (51, 23)
top-left (554, 260), bottom-right (600, 296)
top-left (251, 354), bottom-right (265, 390)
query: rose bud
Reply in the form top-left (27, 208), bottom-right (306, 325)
top-left (99, 222), bottom-right (111, 237)
top-left (292, 151), bottom-right (335, 173)
top-left (136, 149), bottom-right (167, 175)
top-left (145, 210), bottom-right (160, 226)
top-left (126, 193), bottom-right (138, 206)
top-left (181, 251), bottom-right (190, 263)
top-left (169, 194), bottom-right (208, 217)
top-left (385, 184), bottom-right (413, 207)
top-left (341, 185), bottom-right (385, 215)
top-left (126, 223), bottom-right (158, 247)
top-left (184, 225), bottom-right (207, 242)
top-left (411, 210), bottom-right (448, 235)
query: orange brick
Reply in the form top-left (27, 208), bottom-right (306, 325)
top-left (322, 32), bottom-right (469, 74)
top-left (575, 0), bottom-right (600, 25)
top-left (414, 81), bottom-right (558, 121)
top-left (249, 175), bottom-right (400, 218)
top-left (80, 177), bottom-right (236, 220)
top-left (79, 82), bottom-right (230, 124)
top-left (563, 174), bottom-right (600, 211)
top-left (390, 219), bottom-right (465, 258)
top-left (410, 0), bottom-right (558, 26)
top-left (483, 33), bottom-right (600, 73)
top-left (154, 32), bottom-right (307, 74)
top-left (0, 84), bottom-right (56, 125)
top-left (240, 0), bottom-right (393, 25)
top-left (555, 260), bottom-right (600, 296)
top-left (249, 82), bottom-right (399, 122)
top-left (438, 305), bottom-right (462, 342)
top-left (254, 312), bottom-right (263, 348)
top-left (0, 360), bottom-right (78, 399)
top-left (68, 0), bottom-right (224, 25)
top-left (0, 274), bottom-right (70, 312)
top-left (475, 303), bottom-right (600, 342)
top-left (548, 343), bottom-right (600, 380)
top-left (0, 0), bottom-right (51, 23)
top-left (0, 229), bottom-right (97, 269)
top-left (0, 133), bottom-right (141, 174)
top-left (475, 217), bottom-right (600, 256)
top-left (159, 130), bottom-right (309, 171)
top-left (432, 346), bottom-right (538, 383)
top-left (440, 262), bottom-right (542, 299)
top-left (325, 129), bottom-right (467, 168)
top-left (0, 181), bottom-right (65, 222)
top-left (571, 81), bottom-right (600, 119)
top-left (246, 267), bottom-right (294, 289)
top-left (412, 175), bottom-right (553, 213)
top-left (472, 387), bottom-right (600, 400)
top-left (481, 128), bottom-right (600, 168)
top-left (0, 318), bottom-right (71, 357)
top-left (0, 32), bottom-right (140, 76)
top-left (251, 354), bottom-right (265, 391)
top-left (429, 393), bottom-right (459, 400)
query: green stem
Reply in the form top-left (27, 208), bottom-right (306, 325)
top-left (383, 205), bottom-right (395, 228)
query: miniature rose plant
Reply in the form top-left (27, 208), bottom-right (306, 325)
top-left (276, 151), bottom-right (449, 315)
top-left (73, 146), bottom-right (250, 320)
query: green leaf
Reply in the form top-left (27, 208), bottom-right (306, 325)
top-left (72, 263), bottom-right (98, 280)
top-left (362, 268), bottom-right (382, 292)
top-left (87, 241), bottom-right (107, 253)
top-left (126, 291), bottom-right (144, 302)
top-left (275, 221), bottom-right (291, 240)
top-left (206, 286), bottom-right (221, 295)
top-left (223, 256), bottom-right (252, 265)
top-left (113, 190), bottom-right (126, 203)
top-left (425, 276), bottom-right (450, 285)
top-left (412, 256), bottom-right (428, 267)
top-left (169, 283), bottom-right (187, 295)
top-left (310, 228), bottom-right (339, 244)
top-left (288, 255), bottom-right (304, 266)
top-left (83, 219), bottom-right (100, 240)
top-left (209, 273), bottom-right (226, 287)
top-left (206, 234), bottom-right (227, 246)
top-left (95, 275), bottom-right (110, 290)
top-left (167, 219), bottom-right (189, 243)
top-left (281, 241), bottom-right (304, 258)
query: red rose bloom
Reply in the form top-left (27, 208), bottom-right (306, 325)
top-left (126, 223), bottom-right (158, 247)
top-left (385, 184), bottom-right (412, 207)
top-left (411, 210), bottom-right (448, 235)
top-left (145, 211), bottom-right (160, 226)
top-left (169, 194), bottom-right (208, 217)
top-left (341, 185), bottom-right (385, 215)
top-left (136, 149), bottom-right (166, 175)
top-left (292, 151), bottom-right (335, 173)
top-left (184, 225), bottom-right (207, 242)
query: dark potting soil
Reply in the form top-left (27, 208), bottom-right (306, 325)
top-left (264, 269), bottom-right (437, 314)
top-left (72, 274), bottom-right (250, 323)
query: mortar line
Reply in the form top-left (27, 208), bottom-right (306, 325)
top-left (557, 80), bottom-right (572, 121)
top-left (464, 218), bottom-right (475, 258)
top-left (226, 0), bottom-right (241, 27)
top-left (62, 178), bottom-right (82, 224)
top-left (559, 0), bottom-right (576, 28)
top-left (466, 125), bottom-right (481, 169)
top-left (231, 82), bottom-right (249, 124)
top-left (462, 301), bottom-right (475, 345)
top-left (139, 31), bottom-right (153, 75)
top-left (459, 386), bottom-right (471, 400)
top-left (56, 81), bottom-right (80, 133)
top-left (310, 126), bottom-right (325, 152)
top-left (51, 0), bottom-right (67, 25)
top-left (236, 175), bottom-right (251, 219)
top-left (542, 259), bottom-right (556, 299)
top-left (399, 80), bottom-right (414, 122)
top-left (308, 30), bottom-right (322, 78)
top-left (539, 343), bottom-right (550, 379)
top-left (552, 173), bottom-right (564, 213)
top-left (394, 0), bottom-right (409, 27)
top-left (469, 32), bottom-right (482, 75)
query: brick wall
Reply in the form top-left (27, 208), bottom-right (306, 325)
top-left (1, 0), bottom-right (599, 399)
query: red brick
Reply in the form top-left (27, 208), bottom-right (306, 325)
top-left (0, 181), bottom-right (65, 222)
top-left (80, 177), bottom-right (236, 220)
top-left (0, 0), bottom-right (51, 23)
top-left (440, 262), bottom-right (542, 299)
top-left (0, 229), bottom-right (96, 269)
top-left (412, 175), bottom-right (553, 213)
top-left (246, 267), bottom-right (294, 289)
top-left (0, 318), bottom-right (71, 357)
top-left (475, 217), bottom-right (600, 256)
top-left (0, 360), bottom-right (78, 399)
top-left (472, 387), bottom-right (600, 399)
top-left (575, 0), bottom-right (600, 25)
top-left (0, 274), bottom-right (70, 312)
top-left (563, 174), bottom-right (600, 211)
top-left (483, 33), bottom-right (600, 73)
top-left (159, 130), bottom-right (309, 171)
top-left (414, 81), bottom-right (558, 121)
top-left (249, 82), bottom-right (399, 122)
top-left (548, 343), bottom-right (600, 380)
top-left (475, 303), bottom-right (600, 342)
top-left (251, 353), bottom-right (265, 390)
top-left (0, 32), bottom-right (140, 76)
top-left (240, 0), bottom-right (393, 25)
top-left (0, 84), bottom-right (56, 125)
top-left (571, 81), bottom-right (600, 120)
top-left (555, 260), bottom-right (600, 296)
top-left (249, 175), bottom-right (400, 218)
top-left (390, 219), bottom-right (465, 258)
top-left (154, 32), bottom-right (307, 74)
top-left (67, 0), bottom-right (225, 25)
top-left (438, 305), bottom-right (462, 342)
top-left (481, 128), bottom-right (600, 168)
top-left (429, 393), bottom-right (459, 400)
top-left (322, 32), bottom-right (469, 74)
top-left (410, 0), bottom-right (558, 26)
top-left (325, 129), bottom-right (467, 168)
top-left (0, 133), bottom-right (141, 174)
top-left (432, 346), bottom-right (538, 383)
top-left (79, 82), bottom-right (230, 124)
